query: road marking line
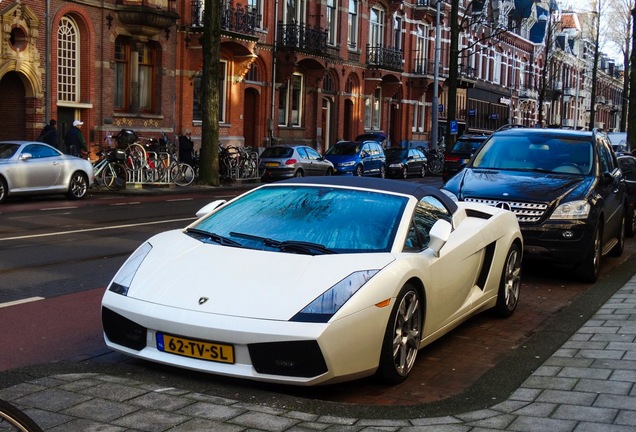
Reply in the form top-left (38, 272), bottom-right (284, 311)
top-left (167, 198), bottom-right (193, 202)
top-left (0, 297), bottom-right (45, 308)
top-left (111, 202), bottom-right (141, 206)
top-left (0, 217), bottom-right (196, 241)
top-left (41, 207), bottom-right (78, 211)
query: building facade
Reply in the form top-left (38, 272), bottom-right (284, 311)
top-left (0, 0), bottom-right (624, 159)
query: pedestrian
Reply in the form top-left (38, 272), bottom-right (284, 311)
top-left (178, 128), bottom-right (194, 166)
top-left (65, 120), bottom-right (88, 158)
top-left (37, 119), bottom-right (58, 148)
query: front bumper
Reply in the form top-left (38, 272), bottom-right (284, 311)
top-left (520, 219), bottom-right (595, 265)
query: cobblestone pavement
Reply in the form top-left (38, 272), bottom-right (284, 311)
top-left (0, 274), bottom-right (634, 431)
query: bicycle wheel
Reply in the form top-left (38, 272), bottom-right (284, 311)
top-left (428, 158), bottom-right (443, 175)
top-left (0, 399), bottom-right (43, 432)
top-left (102, 162), bottom-right (127, 191)
top-left (170, 163), bottom-right (195, 186)
top-left (126, 143), bottom-right (147, 173)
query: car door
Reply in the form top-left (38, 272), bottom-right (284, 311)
top-left (597, 138), bottom-right (625, 241)
top-left (304, 146), bottom-right (328, 176)
top-left (407, 149), bottom-right (421, 175)
top-left (360, 143), bottom-right (375, 175)
top-left (404, 195), bottom-right (485, 334)
top-left (11, 144), bottom-right (64, 191)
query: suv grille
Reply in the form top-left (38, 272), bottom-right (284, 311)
top-left (464, 198), bottom-right (548, 223)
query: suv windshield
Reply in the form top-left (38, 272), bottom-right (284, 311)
top-left (472, 134), bottom-right (593, 175)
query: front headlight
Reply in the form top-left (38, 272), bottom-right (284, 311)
top-left (338, 161), bottom-right (356, 167)
top-left (108, 242), bottom-right (153, 296)
top-left (550, 200), bottom-right (591, 220)
top-left (291, 270), bottom-right (379, 323)
top-left (389, 163), bottom-right (403, 168)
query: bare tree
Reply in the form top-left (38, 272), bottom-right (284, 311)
top-left (604, 0), bottom-right (634, 133)
top-left (198, 0), bottom-right (220, 186)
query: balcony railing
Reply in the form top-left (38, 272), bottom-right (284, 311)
top-left (367, 45), bottom-right (403, 71)
top-left (518, 87), bottom-right (538, 100)
top-left (277, 22), bottom-right (327, 54)
top-left (459, 65), bottom-right (476, 80)
top-left (190, 0), bottom-right (260, 36)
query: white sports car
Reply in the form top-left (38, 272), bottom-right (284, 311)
top-left (102, 176), bottom-right (522, 386)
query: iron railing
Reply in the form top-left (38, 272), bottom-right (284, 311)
top-left (277, 22), bottom-right (328, 53)
top-left (367, 45), bottom-right (403, 71)
top-left (191, 0), bottom-right (260, 36)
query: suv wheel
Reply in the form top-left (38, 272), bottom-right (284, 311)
top-left (576, 225), bottom-right (602, 283)
top-left (380, 165), bottom-right (386, 179)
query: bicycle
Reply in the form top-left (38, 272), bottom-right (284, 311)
top-left (0, 399), bottom-right (43, 432)
top-left (424, 147), bottom-right (444, 175)
top-left (92, 148), bottom-right (127, 191)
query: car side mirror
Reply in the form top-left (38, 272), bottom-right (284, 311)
top-left (20, 153), bottom-right (33, 161)
top-left (195, 199), bottom-right (227, 218)
top-left (428, 219), bottom-right (452, 257)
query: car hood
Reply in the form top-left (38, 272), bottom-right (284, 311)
top-left (324, 154), bottom-right (356, 163)
top-left (447, 168), bottom-right (593, 204)
top-left (123, 230), bottom-right (395, 321)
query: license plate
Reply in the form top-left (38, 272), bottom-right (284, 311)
top-left (265, 162), bottom-right (278, 167)
top-left (156, 332), bottom-right (234, 363)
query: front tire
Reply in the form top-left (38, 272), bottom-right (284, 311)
top-left (67, 172), bottom-right (88, 199)
top-left (577, 225), bottom-right (602, 283)
top-left (377, 283), bottom-right (422, 384)
top-left (354, 164), bottom-right (364, 176)
top-left (494, 243), bottom-right (521, 317)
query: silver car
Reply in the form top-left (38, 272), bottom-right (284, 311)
top-left (259, 145), bottom-right (333, 181)
top-left (0, 141), bottom-right (94, 203)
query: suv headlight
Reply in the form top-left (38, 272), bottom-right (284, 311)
top-left (550, 200), bottom-right (590, 220)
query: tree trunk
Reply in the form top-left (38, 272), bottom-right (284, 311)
top-left (199, 0), bottom-right (220, 186)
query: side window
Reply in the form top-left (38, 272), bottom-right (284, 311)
top-left (404, 196), bottom-right (452, 252)
top-left (598, 140), bottom-right (616, 173)
top-left (297, 147), bottom-right (308, 159)
top-left (362, 144), bottom-right (370, 155)
top-left (306, 147), bottom-right (321, 160)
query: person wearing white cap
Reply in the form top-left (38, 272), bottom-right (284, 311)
top-left (65, 119), bottom-right (88, 157)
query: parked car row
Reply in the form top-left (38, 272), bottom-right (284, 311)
top-left (259, 134), bottom-right (436, 182)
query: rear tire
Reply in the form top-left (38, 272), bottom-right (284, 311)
top-left (494, 243), bottom-right (521, 317)
top-left (377, 283), bottom-right (422, 384)
top-left (0, 177), bottom-right (7, 203)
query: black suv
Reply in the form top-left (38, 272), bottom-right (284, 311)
top-left (443, 128), bottom-right (626, 282)
top-left (442, 133), bottom-right (489, 182)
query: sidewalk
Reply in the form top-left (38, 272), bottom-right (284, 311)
top-left (0, 272), bottom-right (634, 431)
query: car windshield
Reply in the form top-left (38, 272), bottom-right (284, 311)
top-left (260, 147), bottom-right (294, 158)
top-left (191, 185), bottom-right (407, 253)
top-left (325, 143), bottom-right (359, 156)
top-left (0, 143), bottom-right (20, 159)
top-left (451, 139), bottom-right (484, 153)
top-left (384, 148), bottom-right (408, 158)
top-left (472, 134), bottom-right (594, 175)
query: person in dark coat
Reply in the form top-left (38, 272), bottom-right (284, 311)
top-left (65, 120), bottom-right (88, 157)
top-left (178, 129), bottom-right (194, 166)
top-left (37, 119), bottom-right (58, 149)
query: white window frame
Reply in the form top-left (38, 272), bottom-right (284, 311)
top-left (57, 16), bottom-right (80, 103)
top-left (279, 72), bottom-right (304, 127)
top-left (284, 0), bottom-right (306, 25)
top-left (415, 24), bottom-right (428, 74)
top-left (348, 0), bottom-right (358, 50)
top-left (369, 6), bottom-right (385, 47)
top-left (327, 0), bottom-right (337, 46)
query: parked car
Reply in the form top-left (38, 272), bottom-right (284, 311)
top-left (608, 132), bottom-right (628, 154)
top-left (259, 145), bottom-right (333, 182)
top-left (442, 133), bottom-right (489, 182)
top-left (443, 128), bottom-right (626, 283)
top-left (324, 140), bottom-right (386, 177)
top-left (0, 141), bottom-right (94, 203)
top-left (385, 147), bottom-right (427, 178)
top-left (617, 153), bottom-right (636, 237)
top-left (102, 176), bottom-right (522, 386)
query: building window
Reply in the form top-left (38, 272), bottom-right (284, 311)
top-left (279, 72), bottom-right (304, 127)
top-left (393, 15), bottom-right (403, 50)
top-left (348, 0), bottom-right (358, 50)
top-left (285, 0), bottom-right (306, 24)
top-left (327, 0), bottom-right (337, 46)
top-left (365, 87), bottom-right (382, 129)
top-left (57, 16), bottom-right (80, 103)
top-left (415, 24), bottom-right (428, 74)
top-left (114, 38), bottom-right (158, 113)
top-left (369, 6), bottom-right (385, 48)
top-left (245, 63), bottom-right (259, 82)
top-left (192, 61), bottom-right (227, 122)
top-left (412, 94), bottom-right (425, 133)
top-left (493, 50), bottom-right (501, 84)
top-left (247, 0), bottom-right (262, 28)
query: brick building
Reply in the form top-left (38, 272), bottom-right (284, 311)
top-left (0, 0), bottom-right (624, 159)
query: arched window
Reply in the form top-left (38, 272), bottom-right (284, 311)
top-left (57, 16), bottom-right (80, 103)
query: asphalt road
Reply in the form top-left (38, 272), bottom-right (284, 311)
top-left (1, 178), bottom-right (635, 415)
